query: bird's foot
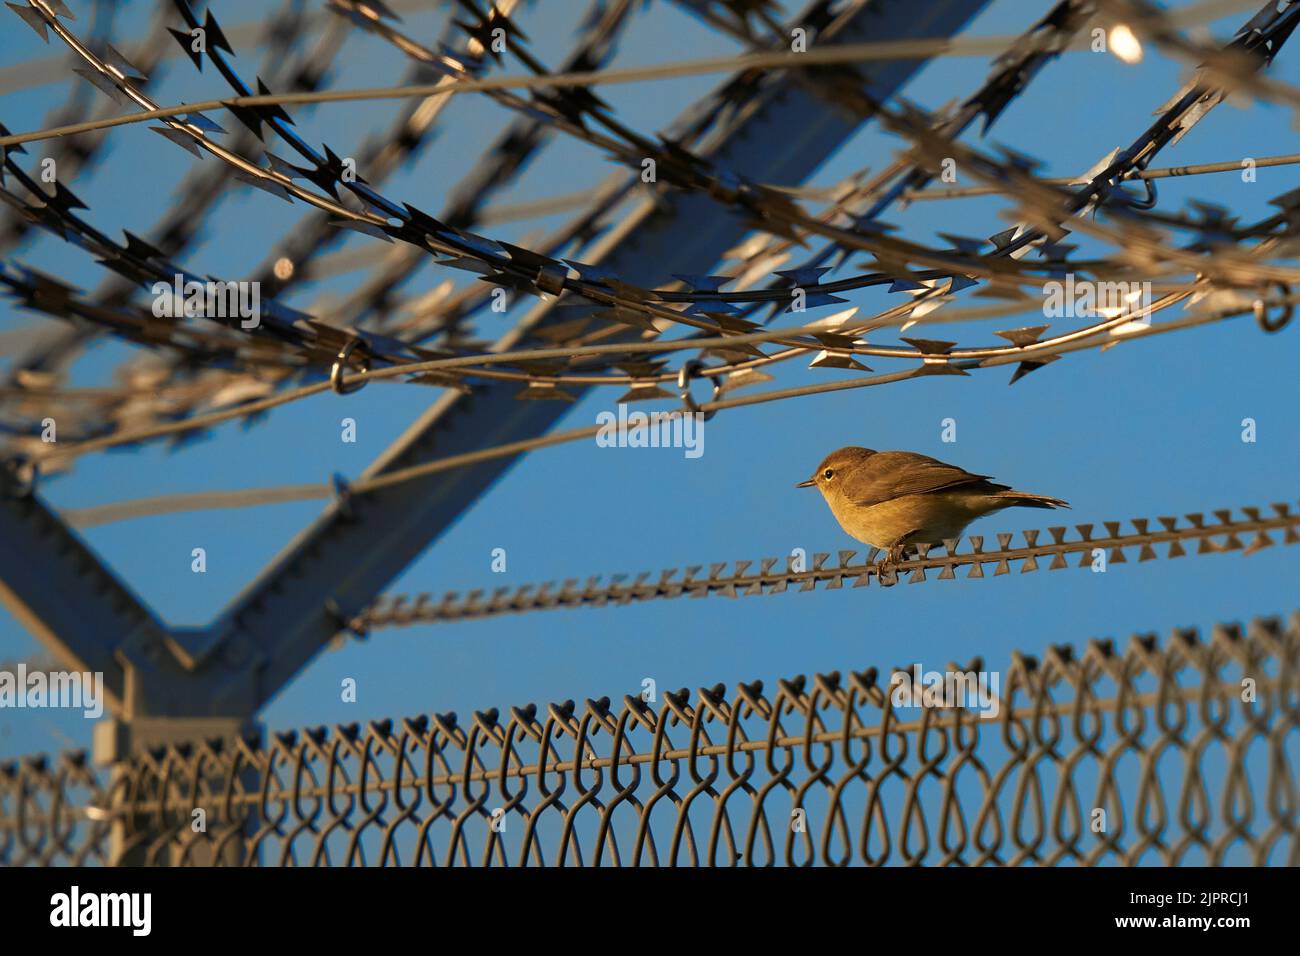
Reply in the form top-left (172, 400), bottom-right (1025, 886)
top-left (872, 545), bottom-right (907, 587)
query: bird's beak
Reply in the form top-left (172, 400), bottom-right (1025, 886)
top-left (795, 478), bottom-right (816, 489)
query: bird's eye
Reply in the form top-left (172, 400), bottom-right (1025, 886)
top-left (823, 469), bottom-right (834, 480)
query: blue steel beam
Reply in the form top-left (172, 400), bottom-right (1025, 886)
top-left (0, 469), bottom-right (142, 714)
top-left (0, 467), bottom-right (267, 726)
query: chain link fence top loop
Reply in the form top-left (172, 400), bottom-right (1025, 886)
top-left (2, 611), bottom-right (1297, 867)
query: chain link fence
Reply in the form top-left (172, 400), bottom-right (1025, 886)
top-left (3, 611), bottom-right (1297, 866)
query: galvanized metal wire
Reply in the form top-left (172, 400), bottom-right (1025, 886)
top-left (2, 610), bottom-right (1297, 866)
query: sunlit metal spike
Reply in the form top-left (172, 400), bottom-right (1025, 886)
top-left (264, 152), bottom-right (302, 179)
top-left (72, 68), bottom-right (132, 106)
top-left (987, 227), bottom-right (1019, 250)
top-left (614, 383), bottom-right (675, 404)
top-left (900, 336), bottom-right (956, 354)
top-left (809, 349), bottom-right (870, 371)
top-left (102, 43), bottom-right (144, 79)
top-left (1008, 357), bottom-right (1057, 384)
top-left (994, 325), bottom-right (1049, 347)
top-left (150, 126), bottom-right (203, 158)
top-left (7, 3), bottom-right (49, 42)
top-left (232, 170), bottom-right (292, 202)
top-left (1070, 147), bottom-right (1121, 186)
top-left (182, 113), bottom-right (227, 135)
top-left (911, 363), bottom-right (969, 378)
top-left (595, 306), bottom-right (658, 331)
top-left (718, 368), bottom-right (774, 395)
top-left (814, 332), bottom-right (858, 350)
top-left (514, 381), bottom-right (575, 402)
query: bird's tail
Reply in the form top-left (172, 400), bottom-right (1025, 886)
top-left (995, 489), bottom-right (1070, 510)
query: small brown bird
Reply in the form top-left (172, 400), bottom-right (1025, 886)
top-left (798, 447), bottom-right (1069, 565)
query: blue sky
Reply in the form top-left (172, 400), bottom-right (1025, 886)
top-left (1, 0), bottom-right (1297, 767)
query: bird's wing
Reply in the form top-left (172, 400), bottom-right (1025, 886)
top-left (840, 452), bottom-right (993, 508)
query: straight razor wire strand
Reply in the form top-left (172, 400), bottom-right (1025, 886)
top-left (351, 498), bottom-right (1300, 630)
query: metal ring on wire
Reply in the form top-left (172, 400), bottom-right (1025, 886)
top-left (677, 359), bottom-right (720, 422)
top-left (1111, 174), bottom-right (1157, 210)
top-left (1253, 281), bottom-right (1293, 333)
top-left (330, 337), bottom-right (370, 395)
